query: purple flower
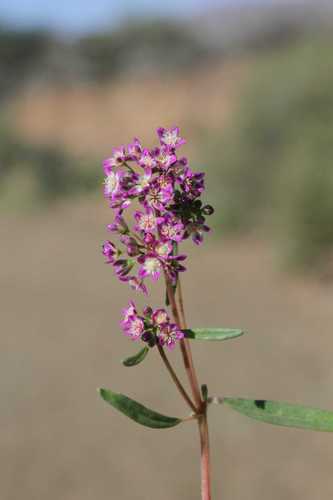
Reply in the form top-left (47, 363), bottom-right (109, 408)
top-left (103, 146), bottom-right (126, 173)
top-left (138, 254), bottom-right (163, 281)
top-left (159, 215), bottom-right (184, 243)
top-left (134, 208), bottom-right (158, 234)
top-left (139, 149), bottom-right (157, 169)
top-left (157, 126), bottom-right (186, 150)
top-left (102, 240), bottom-right (117, 263)
top-left (180, 168), bottom-right (205, 199)
top-left (122, 316), bottom-right (145, 341)
top-left (154, 241), bottom-right (173, 259)
top-left (103, 170), bottom-right (124, 200)
top-left (122, 300), bottom-right (137, 323)
top-left (144, 181), bottom-right (173, 211)
top-left (127, 138), bottom-right (142, 159)
top-left (130, 167), bottom-right (152, 196)
top-left (152, 146), bottom-right (177, 169)
top-left (128, 277), bottom-right (148, 294)
top-left (152, 308), bottom-right (169, 325)
top-left (158, 323), bottom-right (184, 350)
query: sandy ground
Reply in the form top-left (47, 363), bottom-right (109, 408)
top-left (2, 199), bottom-right (333, 500)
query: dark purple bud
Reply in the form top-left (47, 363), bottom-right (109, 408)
top-left (202, 204), bottom-right (214, 215)
top-left (143, 306), bottom-right (153, 317)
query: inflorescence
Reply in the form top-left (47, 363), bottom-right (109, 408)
top-left (102, 126), bottom-right (213, 350)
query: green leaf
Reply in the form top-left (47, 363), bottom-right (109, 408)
top-left (224, 398), bottom-right (333, 432)
top-left (122, 346), bottom-right (149, 367)
top-left (184, 328), bottom-right (244, 341)
top-left (99, 388), bottom-right (182, 429)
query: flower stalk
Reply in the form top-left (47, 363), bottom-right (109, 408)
top-left (100, 126), bottom-right (214, 499)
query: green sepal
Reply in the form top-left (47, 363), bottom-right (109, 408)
top-left (224, 397), bottom-right (333, 432)
top-left (184, 328), bottom-right (244, 341)
top-left (122, 346), bottom-right (149, 367)
top-left (99, 388), bottom-right (182, 429)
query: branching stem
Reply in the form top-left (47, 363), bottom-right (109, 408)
top-left (157, 344), bottom-right (197, 414)
top-left (163, 272), bottom-right (212, 500)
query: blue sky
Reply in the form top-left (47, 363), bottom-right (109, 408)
top-left (0, 0), bottom-right (267, 34)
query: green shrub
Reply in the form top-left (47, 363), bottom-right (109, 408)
top-left (205, 36), bottom-right (333, 272)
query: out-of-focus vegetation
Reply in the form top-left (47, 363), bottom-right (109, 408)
top-left (207, 36), bottom-right (333, 273)
top-left (0, 117), bottom-right (97, 209)
top-left (77, 20), bottom-right (210, 81)
top-left (0, 3), bottom-right (330, 98)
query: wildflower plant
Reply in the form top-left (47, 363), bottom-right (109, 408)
top-left (98, 127), bottom-right (333, 499)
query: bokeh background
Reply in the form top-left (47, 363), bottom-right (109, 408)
top-left (2, 1), bottom-right (333, 499)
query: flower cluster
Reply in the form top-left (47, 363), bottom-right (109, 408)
top-left (102, 126), bottom-right (213, 295)
top-left (121, 301), bottom-right (184, 351)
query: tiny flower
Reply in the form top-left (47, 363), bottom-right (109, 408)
top-left (122, 316), bottom-right (145, 340)
top-left (157, 126), bottom-right (186, 150)
top-left (122, 301), bottom-right (137, 323)
top-left (152, 146), bottom-right (177, 169)
top-left (144, 179), bottom-right (173, 210)
top-left (130, 167), bottom-right (152, 196)
top-left (103, 170), bottom-right (123, 199)
top-left (159, 215), bottom-right (184, 243)
top-left (155, 241), bottom-right (173, 259)
top-left (134, 208), bottom-right (158, 233)
top-left (152, 308), bottom-right (169, 325)
top-left (180, 168), bottom-right (205, 199)
top-left (138, 255), bottom-right (162, 281)
top-left (103, 146), bottom-right (126, 173)
top-left (139, 149), bottom-right (157, 169)
top-left (158, 323), bottom-right (184, 350)
top-left (127, 138), bottom-right (142, 159)
top-left (102, 240), bottom-right (117, 263)
top-left (128, 277), bottom-right (148, 294)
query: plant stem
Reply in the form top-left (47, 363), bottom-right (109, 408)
top-left (157, 344), bottom-right (197, 414)
top-left (165, 276), bottom-right (202, 409)
top-left (176, 277), bottom-right (213, 500)
top-left (164, 274), bottom-right (213, 500)
top-left (199, 411), bottom-right (212, 500)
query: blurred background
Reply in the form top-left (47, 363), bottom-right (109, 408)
top-left (2, 0), bottom-right (333, 499)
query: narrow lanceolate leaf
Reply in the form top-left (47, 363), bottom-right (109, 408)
top-left (184, 328), bottom-right (244, 341)
top-left (99, 388), bottom-right (181, 429)
top-left (122, 346), bottom-right (149, 367)
top-left (224, 398), bottom-right (333, 432)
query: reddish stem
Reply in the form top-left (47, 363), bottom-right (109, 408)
top-left (165, 276), bottom-right (202, 409)
top-left (165, 274), bottom-right (213, 500)
top-left (157, 344), bottom-right (197, 414)
top-left (199, 412), bottom-right (212, 500)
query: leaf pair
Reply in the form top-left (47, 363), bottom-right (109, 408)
top-left (100, 389), bottom-right (333, 433)
top-left (122, 328), bottom-right (244, 367)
